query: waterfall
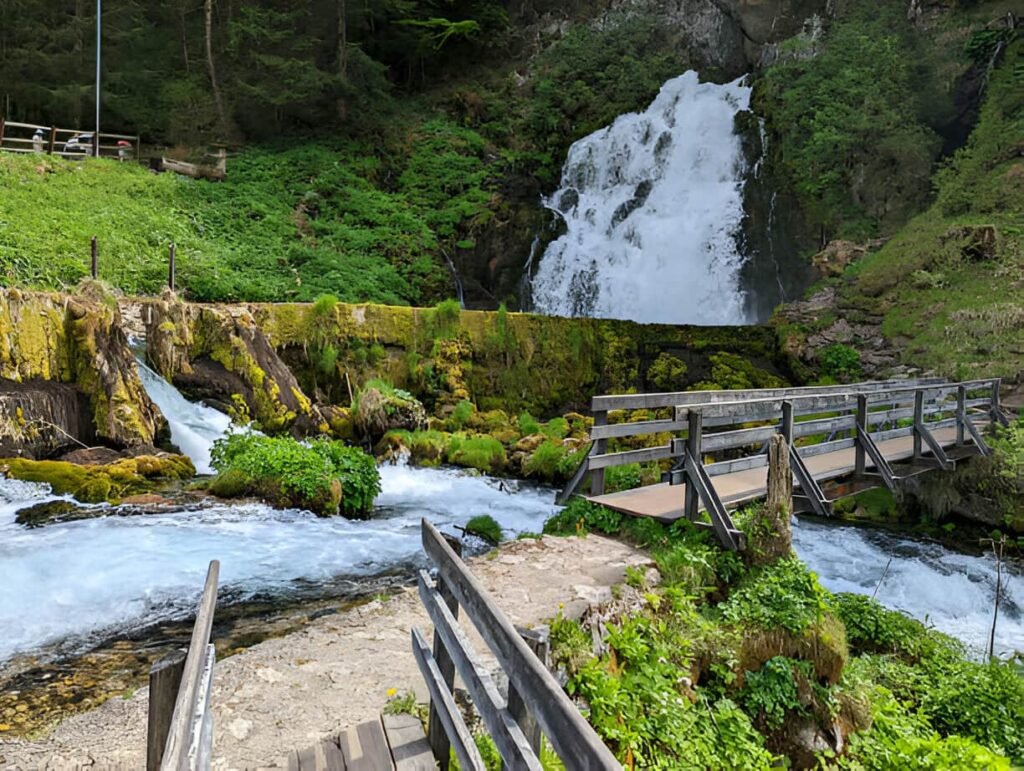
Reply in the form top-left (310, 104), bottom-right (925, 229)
top-left (532, 71), bottom-right (752, 325)
top-left (135, 358), bottom-right (232, 475)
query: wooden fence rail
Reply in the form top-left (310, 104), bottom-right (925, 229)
top-left (0, 117), bottom-right (139, 160)
top-left (561, 378), bottom-right (1008, 548)
top-left (147, 560), bottom-right (220, 771)
top-left (413, 520), bottom-right (621, 771)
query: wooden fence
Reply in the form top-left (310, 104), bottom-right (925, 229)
top-left (147, 560), bottom-right (220, 771)
top-left (0, 118), bottom-right (139, 160)
top-left (412, 520), bottom-right (621, 771)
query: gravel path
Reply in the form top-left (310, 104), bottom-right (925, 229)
top-left (0, 534), bottom-right (648, 770)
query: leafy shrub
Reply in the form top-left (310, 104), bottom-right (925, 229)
top-left (833, 593), bottom-right (951, 659)
top-left (721, 559), bottom-right (831, 634)
top-left (465, 514), bottom-right (502, 545)
top-left (524, 440), bottom-right (566, 481)
top-left (543, 498), bottom-right (623, 537)
top-left (447, 399), bottom-right (475, 430)
top-left (738, 656), bottom-right (806, 729)
top-left (210, 432), bottom-right (380, 516)
top-left (819, 343), bottom-right (863, 382)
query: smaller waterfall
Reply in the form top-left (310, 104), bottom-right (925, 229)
top-left (532, 71), bottom-right (752, 325)
top-left (135, 359), bottom-right (232, 475)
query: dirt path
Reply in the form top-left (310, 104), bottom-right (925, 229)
top-left (0, 535), bottom-right (648, 770)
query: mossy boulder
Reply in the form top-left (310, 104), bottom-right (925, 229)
top-left (2, 454), bottom-right (196, 504)
top-left (355, 383), bottom-right (427, 439)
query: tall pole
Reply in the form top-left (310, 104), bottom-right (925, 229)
top-left (94, 0), bottom-right (101, 157)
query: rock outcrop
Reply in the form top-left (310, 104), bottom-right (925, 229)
top-left (0, 286), bottom-right (166, 456)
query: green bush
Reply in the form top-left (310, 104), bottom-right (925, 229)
top-left (210, 432), bottom-right (380, 516)
top-left (819, 343), bottom-right (863, 382)
top-left (647, 352), bottom-right (688, 391)
top-left (541, 417), bottom-right (570, 440)
top-left (444, 434), bottom-right (506, 473)
top-left (447, 399), bottom-right (476, 430)
top-left (738, 656), bottom-right (807, 729)
top-left (465, 514), bottom-right (502, 545)
top-left (517, 411), bottom-right (541, 436)
top-left (543, 498), bottom-right (624, 537)
top-left (524, 440), bottom-right (566, 481)
top-left (720, 558), bottom-right (831, 634)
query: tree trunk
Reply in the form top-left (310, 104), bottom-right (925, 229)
top-left (204, 0), bottom-right (228, 137)
top-left (336, 0), bottom-right (347, 122)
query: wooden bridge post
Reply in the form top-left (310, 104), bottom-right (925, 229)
top-left (957, 385), bottom-right (967, 445)
top-left (146, 651), bottom-right (186, 771)
top-left (780, 401), bottom-right (794, 446)
top-left (90, 236), bottom-right (98, 279)
top-left (990, 379), bottom-right (1002, 430)
top-left (590, 411), bottom-right (607, 496)
top-left (913, 390), bottom-right (924, 461)
top-left (506, 626), bottom-right (550, 763)
top-left (0, 117), bottom-right (5, 148)
top-left (684, 409), bottom-right (702, 521)
top-left (47, 126), bottom-right (56, 155)
top-left (427, 535), bottom-right (462, 770)
top-left (855, 395), bottom-right (867, 476)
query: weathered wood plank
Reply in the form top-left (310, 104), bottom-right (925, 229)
top-left (421, 522), bottom-right (623, 771)
top-left (160, 560), bottom-right (219, 771)
top-left (147, 651), bottom-right (186, 771)
top-left (411, 627), bottom-right (485, 771)
top-left (418, 572), bottom-right (542, 771)
top-left (339, 719), bottom-right (394, 771)
top-left (591, 378), bottom-right (945, 411)
top-left (588, 418), bottom-right (688, 440)
top-left (588, 444), bottom-right (674, 470)
top-left (382, 714), bottom-right (434, 771)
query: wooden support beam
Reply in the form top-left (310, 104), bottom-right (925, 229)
top-left (857, 429), bottom-right (897, 490)
top-left (913, 390), bottom-right (924, 461)
top-left (957, 386), bottom-right (967, 445)
top-left (590, 411), bottom-right (607, 496)
top-left (916, 419), bottom-right (954, 471)
top-left (958, 411), bottom-right (991, 456)
top-left (506, 626), bottom-right (549, 764)
top-left (683, 447), bottom-right (740, 551)
top-left (789, 446), bottom-right (832, 518)
top-left (684, 410), bottom-right (702, 523)
top-left (427, 536), bottom-right (461, 771)
top-left (855, 395), bottom-right (867, 477)
top-left (555, 442), bottom-right (593, 504)
top-left (781, 401), bottom-right (794, 447)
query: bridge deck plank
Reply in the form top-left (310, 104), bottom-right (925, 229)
top-left (587, 426), bottom-right (970, 521)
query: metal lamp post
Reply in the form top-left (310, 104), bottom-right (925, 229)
top-left (94, 0), bottom-right (101, 157)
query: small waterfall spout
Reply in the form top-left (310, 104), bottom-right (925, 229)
top-left (532, 71), bottom-right (752, 325)
top-left (135, 358), bottom-right (232, 474)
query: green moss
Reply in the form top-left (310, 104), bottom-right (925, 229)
top-left (444, 434), bottom-right (506, 473)
top-left (465, 514), bottom-right (502, 545)
top-left (1, 455), bottom-right (195, 504)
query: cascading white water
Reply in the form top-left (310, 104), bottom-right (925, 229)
top-left (135, 358), bottom-right (232, 474)
top-left (794, 519), bottom-right (1022, 658)
top-left (532, 71), bottom-right (751, 324)
top-left (0, 464), bottom-right (556, 663)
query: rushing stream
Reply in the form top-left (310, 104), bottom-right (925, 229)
top-left (1, 370), bottom-right (1020, 675)
top-left (532, 71), bottom-right (752, 324)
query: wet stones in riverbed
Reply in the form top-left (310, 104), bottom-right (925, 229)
top-left (14, 494), bottom-right (193, 528)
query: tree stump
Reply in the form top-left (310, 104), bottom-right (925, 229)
top-left (753, 434), bottom-right (794, 563)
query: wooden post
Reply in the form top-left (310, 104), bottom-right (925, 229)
top-left (0, 117), bottom-right (5, 148)
top-left (90, 236), bottom-right (98, 279)
top-left (146, 650), bottom-right (186, 771)
top-left (168, 243), bottom-right (176, 290)
top-left (505, 626), bottom-right (550, 764)
top-left (93, 133), bottom-right (100, 158)
top-left (427, 535), bottom-right (462, 770)
top-left (591, 411), bottom-right (607, 496)
top-left (957, 385), bottom-right (966, 445)
top-left (780, 401), bottom-right (794, 447)
top-left (913, 390), bottom-right (924, 461)
top-left (684, 409), bottom-right (703, 521)
top-left (48, 126), bottom-right (56, 155)
top-left (990, 379), bottom-right (1001, 430)
top-left (855, 395), bottom-right (867, 476)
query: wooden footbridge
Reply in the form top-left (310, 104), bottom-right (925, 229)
top-left (559, 377), bottom-right (1010, 550)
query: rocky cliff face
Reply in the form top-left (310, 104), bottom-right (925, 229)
top-left (0, 286), bottom-right (166, 458)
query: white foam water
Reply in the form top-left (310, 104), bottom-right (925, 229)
top-left (0, 464), bottom-right (557, 663)
top-left (532, 71), bottom-right (752, 324)
top-left (793, 518), bottom-right (1023, 659)
top-left (135, 358), bottom-right (233, 474)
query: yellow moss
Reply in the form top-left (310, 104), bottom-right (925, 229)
top-left (1, 454), bottom-right (194, 504)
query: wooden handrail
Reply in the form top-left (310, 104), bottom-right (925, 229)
top-left (160, 560), bottom-right (220, 771)
top-left (417, 521), bottom-right (621, 770)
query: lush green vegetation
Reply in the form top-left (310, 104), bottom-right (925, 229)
top-left (209, 431), bottom-right (380, 516)
top-left (542, 498), bottom-right (1024, 768)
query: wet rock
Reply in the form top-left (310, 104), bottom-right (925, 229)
top-left (0, 380), bottom-right (96, 460)
top-left (59, 447), bottom-right (122, 465)
top-left (942, 224), bottom-right (999, 262)
top-left (14, 500), bottom-right (98, 528)
top-left (355, 386), bottom-right (427, 440)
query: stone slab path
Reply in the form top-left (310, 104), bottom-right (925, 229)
top-left (0, 535), bottom-right (648, 771)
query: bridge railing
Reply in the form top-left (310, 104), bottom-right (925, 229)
top-left (412, 520), bottom-right (621, 771)
top-left (0, 117), bottom-right (139, 160)
top-left (147, 560), bottom-right (220, 771)
top-left (560, 378), bottom-right (1006, 540)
